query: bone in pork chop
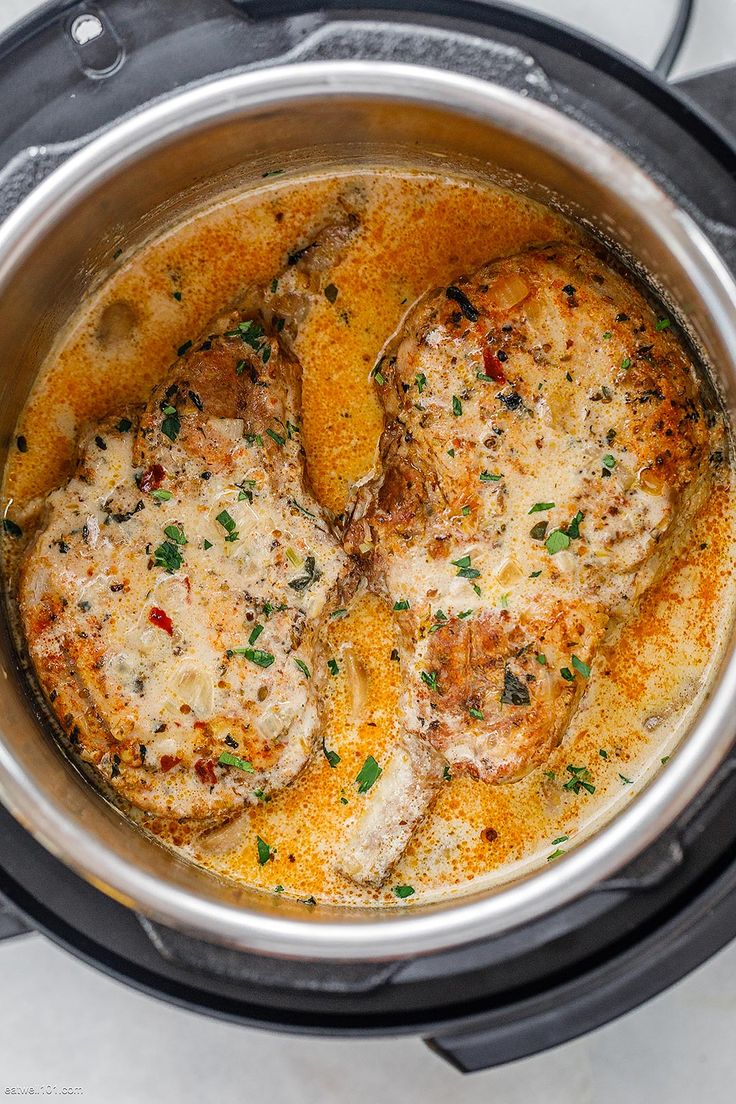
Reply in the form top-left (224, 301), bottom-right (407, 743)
top-left (340, 241), bottom-right (712, 885)
top-left (19, 310), bottom-right (352, 820)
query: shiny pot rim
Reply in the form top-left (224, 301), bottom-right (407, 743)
top-left (1, 59), bottom-right (735, 960)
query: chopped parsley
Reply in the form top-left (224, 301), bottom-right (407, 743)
top-left (560, 667), bottom-right (574, 681)
top-left (154, 540), bottom-right (183, 573)
top-left (218, 751), bottom-right (255, 772)
top-left (227, 319), bottom-right (271, 362)
top-left (256, 836), bottom-right (274, 865)
top-left (203, 539), bottom-right (212, 550)
top-left (356, 755), bottom-right (382, 793)
top-left (161, 404), bottom-right (181, 441)
top-left (563, 765), bottom-right (596, 795)
top-left (480, 471), bottom-right (502, 483)
top-left (393, 885), bottom-right (415, 899)
top-left (248, 624), bottom-right (264, 645)
top-left (322, 738), bottom-right (340, 768)
top-left (536, 653), bottom-right (547, 665)
top-left (151, 489), bottom-right (173, 502)
top-left (599, 748), bottom-right (609, 759)
top-left (655, 317), bottom-right (670, 331)
top-left (421, 670), bottom-right (439, 692)
top-left (266, 427), bottom-right (286, 447)
top-left (571, 654), bottom-right (590, 679)
top-left (529, 502), bottom-right (555, 514)
top-left (228, 647), bottom-right (275, 668)
top-left (177, 340), bottom-right (192, 357)
top-left (163, 523), bottom-right (187, 545)
top-left (327, 658), bottom-right (339, 676)
top-left (619, 773), bottom-right (633, 784)
top-left (621, 357), bottom-right (632, 370)
top-left (416, 372), bottom-right (427, 393)
top-left (602, 454), bottom-right (616, 469)
top-left (330, 609), bottom-right (348, 619)
top-left (443, 765), bottom-right (452, 782)
top-left (294, 658), bottom-right (311, 679)
top-left (547, 849), bottom-right (566, 862)
top-left (393, 599), bottom-right (410, 611)
top-left (451, 554), bottom-right (480, 579)
top-left (452, 395), bottom-right (463, 416)
top-left (469, 707), bottom-right (484, 720)
top-left (552, 835), bottom-right (569, 845)
top-left (116, 417), bottom-right (132, 432)
top-left (215, 509), bottom-right (239, 542)
top-left (545, 529), bottom-right (570, 554)
top-left (566, 510), bottom-right (584, 539)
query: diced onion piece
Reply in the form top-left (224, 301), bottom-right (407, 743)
top-left (638, 467), bottom-right (669, 496)
top-left (495, 556), bottom-right (524, 587)
top-left (487, 274), bottom-right (530, 310)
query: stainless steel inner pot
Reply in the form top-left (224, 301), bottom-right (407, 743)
top-left (1, 60), bottom-right (735, 961)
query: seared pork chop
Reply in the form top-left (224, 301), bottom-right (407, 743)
top-left (341, 241), bottom-right (712, 884)
top-left (20, 312), bottom-right (352, 820)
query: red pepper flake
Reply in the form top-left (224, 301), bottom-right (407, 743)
top-left (160, 755), bottom-right (181, 772)
top-left (483, 346), bottom-right (506, 383)
top-left (194, 758), bottom-right (217, 785)
top-left (183, 576), bottom-right (191, 595)
top-left (149, 606), bottom-right (173, 635)
top-left (139, 463), bottom-right (166, 492)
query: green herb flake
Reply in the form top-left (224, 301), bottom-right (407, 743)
top-left (163, 524), bottom-right (187, 546)
top-left (173, 291), bottom-right (182, 302)
top-left (447, 447), bottom-right (455, 458)
top-left (536, 653), bottom-right (547, 665)
top-left (529, 501), bottom-right (555, 514)
top-left (327, 658), bottom-right (339, 677)
top-left (619, 773), bottom-right (633, 784)
top-left (161, 405), bottom-right (181, 442)
top-left (547, 849), bottom-right (566, 862)
top-left (602, 331), bottom-right (612, 340)
top-left (393, 599), bottom-right (410, 611)
top-left (218, 751), bottom-right (255, 773)
top-left (469, 707), bottom-right (484, 720)
top-left (228, 647), bottom-right (275, 668)
top-left (356, 755), bottom-right (382, 794)
top-left (248, 623), bottom-right (264, 646)
top-left (322, 738), bottom-right (341, 768)
top-left (560, 667), bottom-right (574, 682)
top-left (571, 654), bottom-right (590, 679)
top-left (551, 835), bottom-right (569, 845)
top-left (661, 755), bottom-right (670, 764)
top-left (602, 454), bottom-right (616, 469)
top-left (330, 608), bottom-right (348, 619)
top-left (266, 427), bottom-right (286, 447)
top-left (153, 541), bottom-right (183, 573)
top-left (655, 318), bottom-right (671, 332)
top-left (294, 658), bottom-right (311, 679)
top-left (151, 489), bottom-right (173, 502)
top-left (451, 553), bottom-right (481, 579)
top-left (116, 417), bottom-right (132, 433)
top-left (621, 357), bottom-right (632, 370)
top-left (480, 471), bottom-right (502, 483)
top-left (393, 885), bottom-right (415, 899)
top-left (415, 372), bottom-right (427, 393)
top-left (563, 765), bottom-right (596, 795)
top-left (177, 340), bottom-right (192, 357)
top-left (288, 555), bottom-right (321, 592)
top-left (452, 395), bottom-right (463, 416)
top-left (215, 509), bottom-right (238, 542)
top-left (421, 670), bottom-right (439, 692)
top-left (599, 749), bottom-right (609, 760)
top-left (256, 836), bottom-right (274, 865)
top-left (203, 539), bottom-right (213, 550)
top-left (443, 765), bottom-right (453, 782)
top-left (545, 529), bottom-right (571, 555)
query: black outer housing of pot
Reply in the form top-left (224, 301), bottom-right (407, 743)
top-left (1, 0), bottom-right (736, 1073)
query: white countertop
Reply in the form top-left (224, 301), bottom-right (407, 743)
top-left (1, 1), bottom-right (735, 1099)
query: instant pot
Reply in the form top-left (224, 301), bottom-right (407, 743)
top-left (1, 0), bottom-right (736, 1073)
